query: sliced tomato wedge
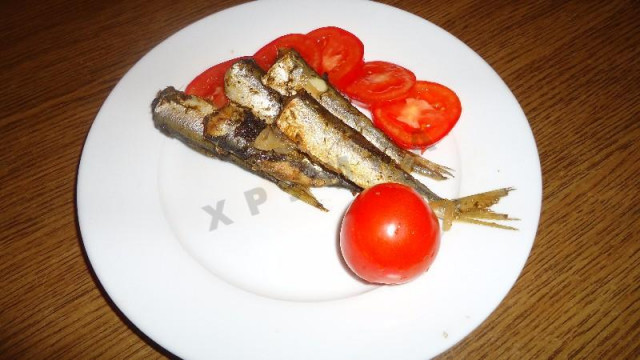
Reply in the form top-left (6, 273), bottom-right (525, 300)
top-left (253, 33), bottom-right (321, 73)
top-left (185, 57), bottom-right (247, 108)
top-left (307, 26), bottom-right (364, 88)
top-left (371, 81), bottom-right (462, 149)
top-left (342, 61), bottom-right (416, 106)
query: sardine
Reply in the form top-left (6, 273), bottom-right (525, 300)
top-left (275, 92), bottom-right (515, 230)
top-left (225, 58), bottom-right (451, 184)
top-left (203, 101), bottom-right (357, 190)
top-left (263, 49), bottom-right (453, 180)
top-left (224, 59), bottom-right (283, 124)
top-left (222, 59), bottom-right (361, 189)
top-left (152, 87), bottom-right (357, 210)
top-left (152, 87), bottom-right (218, 155)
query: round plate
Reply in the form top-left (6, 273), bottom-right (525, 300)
top-left (77, 1), bottom-right (542, 359)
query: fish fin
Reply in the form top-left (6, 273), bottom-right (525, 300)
top-left (431, 188), bottom-right (516, 230)
top-left (456, 187), bottom-right (514, 209)
top-left (455, 217), bottom-right (519, 230)
top-left (402, 154), bottom-right (454, 180)
top-left (277, 182), bottom-right (328, 212)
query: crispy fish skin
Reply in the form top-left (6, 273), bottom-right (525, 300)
top-left (152, 87), bottom-right (345, 210)
top-left (222, 59), bottom-right (361, 191)
top-left (276, 93), bottom-right (515, 230)
top-left (223, 58), bottom-right (431, 188)
top-left (152, 87), bottom-right (218, 154)
top-left (263, 49), bottom-right (452, 180)
top-left (204, 102), bottom-right (357, 189)
top-left (276, 93), bottom-right (442, 201)
top-left (223, 59), bottom-right (361, 189)
top-left (224, 59), bottom-right (282, 124)
top-left (223, 58), bottom-right (420, 187)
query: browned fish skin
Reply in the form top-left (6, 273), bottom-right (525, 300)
top-left (276, 92), bottom-right (515, 230)
top-left (204, 102), bottom-right (357, 189)
top-left (153, 79), bottom-right (513, 228)
top-left (222, 58), bottom-right (442, 190)
top-left (224, 59), bottom-right (282, 124)
top-left (152, 87), bottom-right (218, 154)
top-left (152, 87), bottom-right (352, 210)
top-left (275, 93), bottom-right (443, 201)
top-left (221, 60), bottom-right (364, 191)
top-left (263, 49), bottom-right (453, 180)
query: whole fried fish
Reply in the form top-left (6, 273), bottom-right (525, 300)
top-left (152, 87), bottom-right (357, 210)
top-left (275, 92), bottom-right (514, 230)
top-left (263, 49), bottom-right (453, 180)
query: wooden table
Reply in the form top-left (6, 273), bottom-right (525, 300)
top-left (2, 0), bottom-right (638, 358)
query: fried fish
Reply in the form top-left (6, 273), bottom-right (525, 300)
top-left (275, 92), bottom-right (514, 230)
top-left (263, 49), bottom-right (453, 180)
top-left (152, 87), bottom-right (357, 210)
top-left (152, 57), bottom-right (514, 229)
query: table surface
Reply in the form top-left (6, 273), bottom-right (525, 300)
top-left (2, 0), bottom-right (638, 358)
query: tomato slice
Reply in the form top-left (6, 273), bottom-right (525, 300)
top-left (340, 183), bottom-right (440, 284)
top-left (253, 33), bottom-right (321, 73)
top-left (307, 26), bottom-right (364, 88)
top-left (185, 57), bottom-right (247, 108)
top-left (371, 81), bottom-right (462, 149)
top-left (342, 61), bottom-right (416, 106)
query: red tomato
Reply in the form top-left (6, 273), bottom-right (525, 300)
top-left (307, 26), bottom-right (364, 88)
top-left (372, 81), bottom-right (462, 149)
top-left (340, 183), bottom-right (440, 284)
top-left (185, 57), bottom-right (247, 108)
top-left (253, 33), bottom-right (322, 73)
top-left (342, 61), bottom-right (416, 106)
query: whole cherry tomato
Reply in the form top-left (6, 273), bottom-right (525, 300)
top-left (340, 183), bottom-right (440, 284)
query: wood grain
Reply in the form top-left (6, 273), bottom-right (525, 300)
top-left (1, 0), bottom-right (638, 359)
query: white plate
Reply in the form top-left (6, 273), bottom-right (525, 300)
top-left (77, 0), bottom-right (542, 359)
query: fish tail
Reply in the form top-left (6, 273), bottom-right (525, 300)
top-left (430, 187), bottom-right (516, 230)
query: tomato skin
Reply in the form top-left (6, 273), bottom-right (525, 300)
top-left (253, 33), bottom-right (322, 73)
top-left (342, 61), bottom-right (416, 106)
top-left (307, 26), bottom-right (364, 88)
top-left (340, 183), bottom-right (440, 284)
top-left (185, 57), bottom-right (248, 108)
top-left (372, 81), bottom-right (462, 150)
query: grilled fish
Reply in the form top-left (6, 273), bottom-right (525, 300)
top-left (152, 87), bottom-right (356, 210)
top-left (263, 49), bottom-right (453, 180)
top-left (276, 92), bottom-right (514, 230)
